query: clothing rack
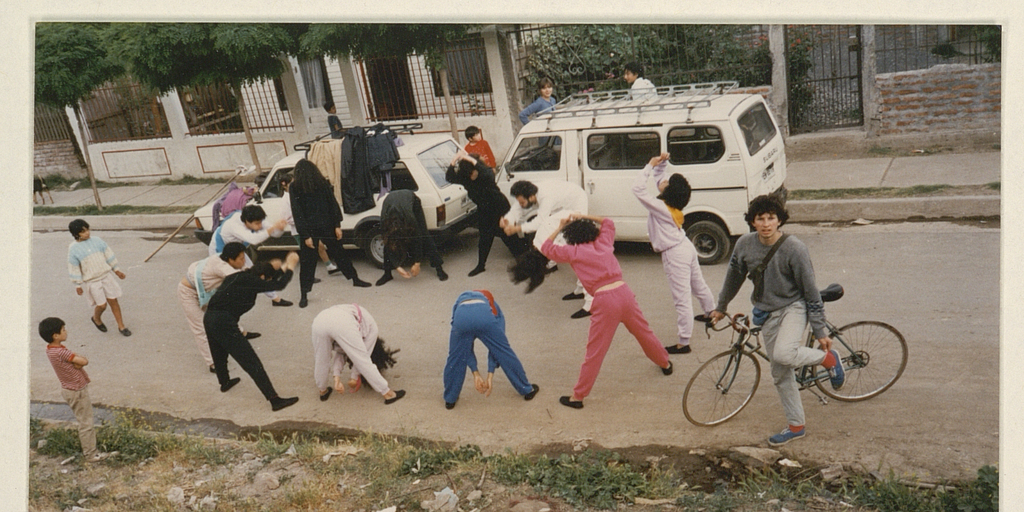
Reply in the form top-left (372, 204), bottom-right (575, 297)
top-left (293, 123), bottom-right (424, 153)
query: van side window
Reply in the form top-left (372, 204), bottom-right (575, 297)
top-left (667, 127), bottom-right (724, 165)
top-left (737, 103), bottom-right (777, 156)
top-left (508, 136), bottom-right (563, 174)
top-left (389, 165), bottom-right (419, 192)
top-left (587, 132), bottom-right (659, 170)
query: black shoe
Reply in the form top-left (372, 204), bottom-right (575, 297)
top-left (245, 332), bottom-right (262, 340)
top-left (559, 396), bottom-right (583, 409)
top-left (209, 365), bottom-right (216, 373)
top-left (666, 345), bottom-right (691, 354)
top-left (468, 266), bottom-right (486, 277)
top-left (544, 264), bottom-right (558, 274)
top-left (220, 378), bottom-right (241, 392)
top-left (271, 396), bottom-right (299, 411)
top-left (570, 308), bottom-right (591, 319)
top-left (319, 388), bottom-right (332, 402)
top-left (662, 362), bottom-right (673, 376)
top-left (562, 292), bottom-right (585, 301)
top-left (313, 277), bottom-right (322, 284)
top-left (327, 267), bottom-right (343, 275)
top-left (524, 384), bottom-right (540, 401)
top-left (91, 317), bottom-right (107, 333)
top-left (375, 274), bottom-right (393, 286)
top-left (119, 327), bottom-right (132, 337)
top-left (385, 390), bottom-right (406, 405)
top-left (445, 400), bottom-right (457, 410)
top-left (272, 299), bottom-right (293, 307)
top-left (352, 277), bottom-right (372, 288)
top-left (436, 269), bottom-right (449, 281)
top-left (299, 296), bottom-right (308, 308)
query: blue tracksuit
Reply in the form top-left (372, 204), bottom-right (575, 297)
top-left (443, 291), bottom-right (533, 404)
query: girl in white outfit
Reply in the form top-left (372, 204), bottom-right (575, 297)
top-left (310, 304), bottom-right (405, 404)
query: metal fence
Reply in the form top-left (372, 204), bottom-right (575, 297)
top-left (505, 24), bottom-right (771, 106)
top-left (787, 25), bottom-right (864, 133)
top-left (79, 78), bottom-right (171, 143)
top-left (355, 36), bottom-right (495, 123)
top-left (34, 104), bottom-right (73, 143)
top-left (875, 25), bottom-right (997, 74)
top-left (179, 80), bottom-right (294, 136)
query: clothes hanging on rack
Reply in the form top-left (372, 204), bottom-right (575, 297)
top-left (340, 127), bottom-right (377, 214)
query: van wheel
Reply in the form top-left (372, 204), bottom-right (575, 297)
top-left (360, 224), bottom-right (386, 269)
top-left (687, 220), bottom-right (731, 265)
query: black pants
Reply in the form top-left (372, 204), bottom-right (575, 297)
top-left (204, 310), bottom-right (278, 401)
top-left (299, 234), bottom-right (357, 293)
top-left (477, 212), bottom-right (529, 267)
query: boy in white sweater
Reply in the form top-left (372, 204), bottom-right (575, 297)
top-left (67, 219), bottom-right (131, 336)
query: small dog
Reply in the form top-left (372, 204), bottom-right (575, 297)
top-left (34, 176), bottom-right (53, 205)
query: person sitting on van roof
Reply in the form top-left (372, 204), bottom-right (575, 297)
top-left (518, 78), bottom-right (557, 125)
top-left (624, 61), bottom-right (656, 100)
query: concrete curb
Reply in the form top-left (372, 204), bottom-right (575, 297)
top-left (32, 196), bottom-right (1000, 232)
top-left (788, 196), bottom-right (1000, 223)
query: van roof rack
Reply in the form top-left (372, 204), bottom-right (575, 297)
top-left (535, 81), bottom-right (739, 126)
top-left (294, 122), bottom-right (425, 152)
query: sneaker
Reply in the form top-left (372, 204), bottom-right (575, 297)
top-left (826, 349), bottom-right (845, 390)
top-left (84, 452), bottom-right (110, 463)
top-left (326, 263), bottom-right (339, 273)
top-left (768, 427), bottom-right (805, 446)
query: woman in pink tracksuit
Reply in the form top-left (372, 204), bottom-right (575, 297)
top-left (540, 214), bottom-right (673, 409)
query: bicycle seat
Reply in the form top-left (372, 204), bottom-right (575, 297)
top-left (820, 283), bottom-right (844, 302)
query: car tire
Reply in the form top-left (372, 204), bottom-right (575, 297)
top-left (360, 223), bottom-right (386, 269)
top-left (687, 220), bottom-right (731, 265)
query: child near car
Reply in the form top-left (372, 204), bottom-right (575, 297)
top-left (40, 317), bottom-right (109, 463)
top-left (463, 126), bottom-right (497, 168)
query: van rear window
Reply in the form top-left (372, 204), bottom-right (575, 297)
top-left (737, 103), bottom-right (777, 156)
top-left (667, 126), bottom-right (724, 165)
top-left (587, 132), bottom-right (659, 170)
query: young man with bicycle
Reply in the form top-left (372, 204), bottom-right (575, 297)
top-left (710, 195), bottom-right (845, 446)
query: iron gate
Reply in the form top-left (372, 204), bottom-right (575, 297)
top-left (786, 25), bottom-right (864, 134)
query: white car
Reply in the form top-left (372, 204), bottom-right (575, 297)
top-left (193, 132), bottom-right (477, 267)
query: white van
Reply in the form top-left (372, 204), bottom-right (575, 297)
top-left (496, 81), bottom-right (787, 264)
top-left (193, 130), bottom-right (477, 267)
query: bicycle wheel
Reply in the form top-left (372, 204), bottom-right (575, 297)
top-left (817, 321), bottom-right (908, 401)
top-left (683, 350), bottom-right (761, 426)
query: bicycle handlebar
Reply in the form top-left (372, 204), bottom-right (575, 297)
top-left (697, 313), bottom-right (750, 336)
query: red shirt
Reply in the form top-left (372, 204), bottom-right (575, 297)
top-left (464, 140), bottom-right (497, 169)
top-left (46, 344), bottom-right (90, 391)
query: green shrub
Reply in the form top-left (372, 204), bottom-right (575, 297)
top-left (37, 426), bottom-right (83, 458)
top-left (400, 444), bottom-right (482, 477)
top-left (96, 413), bottom-right (158, 464)
top-left (939, 465), bottom-right (998, 512)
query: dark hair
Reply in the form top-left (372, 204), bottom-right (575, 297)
top-left (323, 101), bottom-right (335, 112)
top-left (219, 242), bottom-right (246, 262)
top-left (39, 317), bottom-right (65, 343)
top-left (744, 194), bottom-right (789, 227)
top-left (290, 159), bottom-right (331, 195)
top-left (657, 174), bottom-right (692, 210)
top-left (278, 173), bottom-right (293, 188)
top-left (346, 336), bottom-right (399, 386)
top-left (537, 77), bottom-right (554, 91)
top-left (464, 125), bottom-right (481, 140)
top-left (624, 61), bottom-right (644, 77)
top-left (508, 248), bottom-right (550, 293)
top-left (249, 260), bottom-right (278, 279)
top-left (509, 180), bottom-right (538, 200)
top-left (561, 219), bottom-right (601, 245)
top-left (68, 219), bottom-right (89, 240)
top-left (382, 216), bottom-right (415, 267)
top-left (240, 205), bottom-right (267, 224)
top-left (456, 153), bottom-right (486, 180)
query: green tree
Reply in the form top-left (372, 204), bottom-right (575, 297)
top-left (103, 23), bottom-right (301, 172)
top-left (299, 24), bottom-right (474, 138)
top-left (35, 22), bottom-right (123, 209)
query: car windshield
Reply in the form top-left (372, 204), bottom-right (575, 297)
top-left (418, 140), bottom-right (460, 189)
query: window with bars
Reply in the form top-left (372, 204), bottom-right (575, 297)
top-left (180, 80), bottom-right (294, 135)
top-left (78, 77), bottom-right (171, 143)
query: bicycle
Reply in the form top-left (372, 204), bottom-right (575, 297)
top-left (682, 284), bottom-right (908, 427)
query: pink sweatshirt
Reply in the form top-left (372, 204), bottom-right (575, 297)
top-left (541, 218), bottom-right (622, 295)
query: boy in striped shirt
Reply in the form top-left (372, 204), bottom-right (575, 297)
top-left (40, 317), bottom-right (109, 463)
top-left (67, 219), bottom-right (131, 336)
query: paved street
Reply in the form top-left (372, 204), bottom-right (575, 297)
top-left (26, 220), bottom-right (998, 480)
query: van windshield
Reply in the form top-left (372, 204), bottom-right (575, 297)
top-left (508, 135), bottom-right (562, 174)
top-left (418, 140), bottom-right (461, 189)
top-left (737, 103), bottom-right (777, 156)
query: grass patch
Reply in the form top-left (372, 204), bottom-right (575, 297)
top-left (789, 185), bottom-right (954, 201)
top-left (868, 145), bottom-right (894, 155)
top-left (851, 466), bottom-right (998, 512)
top-left (42, 175), bottom-right (130, 190)
top-left (986, 181), bottom-right (1000, 191)
top-left (34, 204), bottom-right (196, 216)
top-left (155, 175), bottom-right (227, 186)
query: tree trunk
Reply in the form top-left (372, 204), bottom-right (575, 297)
top-left (440, 68), bottom-right (459, 140)
top-left (232, 83), bottom-right (263, 174)
top-left (73, 105), bottom-right (103, 211)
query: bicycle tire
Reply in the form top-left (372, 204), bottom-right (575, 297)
top-left (683, 350), bottom-right (761, 426)
top-left (816, 321), bottom-right (908, 401)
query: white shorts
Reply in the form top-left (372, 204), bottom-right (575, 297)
top-left (81, 272), bottom-right (122, 308)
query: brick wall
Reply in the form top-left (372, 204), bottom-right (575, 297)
top-left (34, 140), bottom-right (86, 179)
top-left (875, 63), bottom-right (1000, 135)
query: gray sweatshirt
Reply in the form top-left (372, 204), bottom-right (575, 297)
top-left (715, 232), bottom-right (828, 339)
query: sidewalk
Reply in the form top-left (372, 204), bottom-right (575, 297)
top-left (32, 150), bottom-right (1001, 231)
